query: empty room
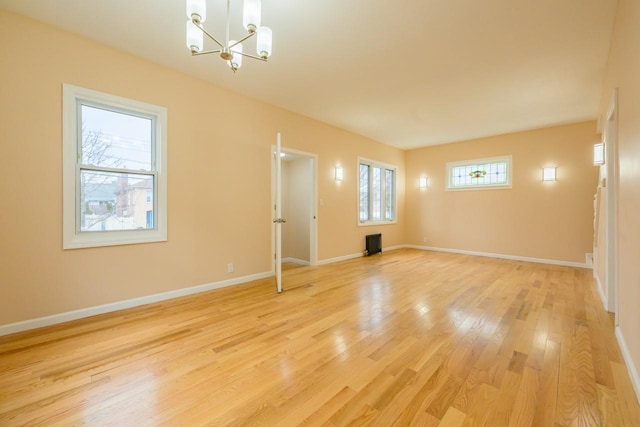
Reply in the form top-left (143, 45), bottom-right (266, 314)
top-left (1, 0), bottom-right (640, 425)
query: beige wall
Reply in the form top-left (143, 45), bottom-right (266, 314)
top-left (0, 11), bottom-right (405, 325)
top-left (282, 158), bottom-right (312, 262)
top-left (598, 0), bottom-right (640, 390)
top-left (405, 122), bottom-right (599, 263)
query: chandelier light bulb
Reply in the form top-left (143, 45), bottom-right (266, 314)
top-left (230, 41), bottom-right (243, 70)
top-left (186, 0), bottom-right (206, 22)
top-left (186, 20), bottom-right (203, 53)
top-left (243, 0), bottom-right (261, 32)
top-left (256, 26), bottom-right (272, 58)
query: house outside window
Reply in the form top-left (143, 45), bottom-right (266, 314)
top-left (63, 84), bottom-right (167, 249)
top-left (358, 157), bottom-right (397, 225)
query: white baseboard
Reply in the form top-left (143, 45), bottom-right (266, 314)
top-left (594, 273), bottom-right (608, 310)
top-left (615, 326), bottom-right (640, 405)
top-left (282, 257), bottom-right (310, 266)
top-left (0, 271), bottom-right (274, 337)
top-left (317, 252), bottom-right (363, 265)
top-left (404, 244), bottom-right (591, 269)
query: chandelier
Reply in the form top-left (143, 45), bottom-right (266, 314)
top-left (186, 0), bottom-right (273, 73)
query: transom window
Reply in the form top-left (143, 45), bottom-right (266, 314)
top-left (446, 155), bottom-right (512, 190)
top-left (358, 158), bottom-right (396, 224)
top-left (63, 84), bottom-right (167, 249)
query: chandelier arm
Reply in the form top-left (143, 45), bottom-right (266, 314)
top-left (192, 49), bottom-right (223, 56)
top-left (228, 32), bottom-right (256, 49)
top-left (238, 52), bottom-right (268, 62)
top-left (194, 21), bottom-right (224, 49)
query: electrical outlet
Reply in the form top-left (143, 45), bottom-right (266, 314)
top-left (423, 236), bottom-right (428, 243)
top-left (227, 263), bottom-right (234, 273)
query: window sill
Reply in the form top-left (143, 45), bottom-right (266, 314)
top-left (357, 220), bottom-right (397, 227)
top-left (63, 229), bottom-right (167, 249)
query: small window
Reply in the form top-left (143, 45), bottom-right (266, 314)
top-left (63, 84), bottom-right (167, 249)
top-left (358, 158), bottom-right (396, 225)
top-left (446, 155), bottom-right (512, 190)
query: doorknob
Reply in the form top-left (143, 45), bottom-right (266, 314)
top-left (273, 218), bottom-right (286, 223)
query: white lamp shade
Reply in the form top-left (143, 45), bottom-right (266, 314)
top-left (186, 20), bottom-right (203, 52)
top-left (257, 26), bottom-right (273, 58)
top-left (419, 177), bottom-right (427, 188)
top-left (230, 41), bottom-right (243, 69)
top-left (542, 167), bottom-right (556, 181)
top-left (243, 0), bottom-right (261, 31)
top-left (594, 143), bottom-right (605, 165)
top-left (186, 0), bottom-right (206, 22)
top-left (335, 166), bottom-right (344, 181)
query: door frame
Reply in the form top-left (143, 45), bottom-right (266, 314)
top-left (270, 145), bottom-right (319, 275)
top-left (604, 88), bottom-right (619, 322)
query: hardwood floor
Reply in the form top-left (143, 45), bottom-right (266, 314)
top-left (1, 249), bottom-right (639, 426)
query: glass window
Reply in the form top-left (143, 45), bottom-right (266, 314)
top-left (446, 156), bottom-right (512, 190)
top-left (358, 158), bottom-right (396, 225)
top-left (63, 84), bottom-right (167, 249)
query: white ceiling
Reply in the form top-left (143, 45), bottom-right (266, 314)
top-left (0, 0), bottom-right (618, 149)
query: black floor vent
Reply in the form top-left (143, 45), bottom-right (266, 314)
top-left (365, 233), bottom-right (382, 256)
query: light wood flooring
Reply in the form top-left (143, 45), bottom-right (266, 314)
top-left (1, 249), bottom-right (639, 426)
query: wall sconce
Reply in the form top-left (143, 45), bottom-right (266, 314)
top-left (593, 143), bottom-right (605, 165)
top-left (335, 166), bottom-right (343, 181)
top-left (542, 166), bottom-right (557, 181)
top-left (419, 176), bottom-right (428, 189)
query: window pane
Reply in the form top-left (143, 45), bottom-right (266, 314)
top-left (385, 169), bottom-right (394, 220)
top-left (372, 166), bottom-right (382, 221)
top-left (359, 164), bottom-right (369, 221)
top-left (450, 160), bottom-right (509, 189)
top-left (81, 104), bottom-right (152, 171)
top-left (80, 170), bottom-right (155, 232)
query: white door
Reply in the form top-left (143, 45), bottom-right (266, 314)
top-left (273, 133), bottom-right (285, 293)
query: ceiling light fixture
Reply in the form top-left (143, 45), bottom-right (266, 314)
top-left (186, 0), bottom-right (273, 73)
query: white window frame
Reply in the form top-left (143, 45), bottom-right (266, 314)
top-left (358, 157), bottom-right (397, 226)
top-left (62, 84), bottom-right (167, 249)
top-left (446, 155), bottom-right (512, 191)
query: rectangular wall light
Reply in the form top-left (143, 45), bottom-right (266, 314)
top-left (593, 143), bottom-right (605, 165)
top-left (419, 176), bottom-right (428, 189)
top-left (335, 166), bottom-right (344, 181)
top-left (542, 166), bottom-right (557, 181)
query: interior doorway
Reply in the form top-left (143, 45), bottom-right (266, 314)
top-left (271, 146), bottom-right (318, 279)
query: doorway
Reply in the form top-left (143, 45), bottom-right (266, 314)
top-left (271, 146), bottom-right (318, 288)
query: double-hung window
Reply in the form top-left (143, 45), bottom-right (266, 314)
top-left (358, 158), bottom-right (396, 224)
top-left (63, 84), bottom-right (167, 249)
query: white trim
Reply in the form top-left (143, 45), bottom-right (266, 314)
top-left (605, 88), bottom-right (619, 320)
top-left (0, 271), bottom-right (273, 337)
top-left (282, 257), bottom-right (310, 266)
top-left (594, 272), bottom-right (608, 310)
top-left (317, 252), bottom-right (363, 265)
top-left (615, 326), bottom-right (640, 404)
top-left (62, 84), bottom-right (168, 249)
top-left (404, 244), bottom-right (590, 268)
top-left (316, 245), bottom-right (404, 266)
